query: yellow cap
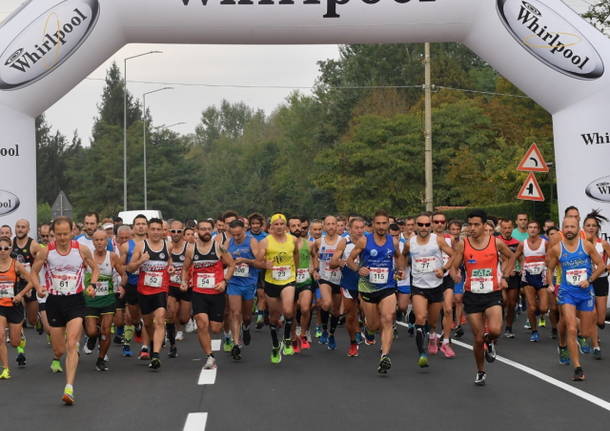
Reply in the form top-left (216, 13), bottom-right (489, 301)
top-left (270, 213), bottom-right (287, 224)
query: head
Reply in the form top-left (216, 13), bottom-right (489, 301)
top-left (515, 213), bottom-right (528, 231)
top-left (83, 212), bottom-right (99, 236)
top-left (102, 222), bottom-right (114, 239)
top-left (116, 225), bottom-right (132, 245)
top-left (323, 215), bottom-right (337, 236)
top-left (448, 220), bottom-right (462, 238)
top-left (147, 218), bottom-right (164, 242)
top-left (527, 220), bottom-right (541, 237)
top-left (405, 217), bottom-right (415, 236)
top-left (564, 206), bottom-right (580, 223)
top-left (0, 225), bottom-right (11, 238)
top-left (113, 216), bottom-right (123, 227)
top-left (184, 227), bottom-right (195, 243)
top-left (248, 213), bottom-right (265, 234)
top-left (222, 210), bottom-right (239, 227)
top-left (562, 216), bottom-right (580, 241)
top-left (162, 220), bottom-right (170, 238)
top-left (310, 220), bottom-right (323, 239)
top-left (39, 223), bottom-right (51, 245)
top-left (467, 210), bottom-right (488, 239)
top-left (500, 219), bottom-right (514, 239)
top-left (372, 210), bottom-right (390, 237)
top-left (546, 226), bottom-right (560, 242)
top-left (543, 219), bottom-right (555, 233)
top-left (215, 219), bottom-right (225, 233)
top-left (229, 219), bottom-right (246, 240)
top-left (415, 213), bottom-right (432, 238)
top-left (197, 220), bottom-right (214, 243)
top-left (485, 220), bottom-right (495, 236)
top-left (92, 229), bottom-right (108, 253)
top-left (132, 214), bottom-right (148, 237)
top-left (336, 216), bottom-right (346, 234)
top-left (169, 220), bottom-right (184, 243)
top-left (73, 223), bottom-right (82, 237)
top-left (14, 219), bottom-right (30, 240)
top-left (52, 217), bottom-right (74, 246)
top-left (288, 216), bottom-right (302, 237)
top-left (269, 214), bottom-right (287, 236)
top-left (0, 236), bottom-right (12, 258)
top-left (349, 217), bottom-right (365, 241)
top-left (389, 223), bottom-right (401, 239)
top-left (583, 209), bottom-right (608, 239)
top-left (300, 217), bottom-right (310, 238)
top-left (241, 217), bottom-right (249, 230)
top-left (431, 212), bottom-right (447, 234)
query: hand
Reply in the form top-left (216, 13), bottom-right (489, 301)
top-left (140, 252), bottom-right (150, 263)
top-left (180, 281), bottom-right (188, 292)
top-left (167, 266), bottom-right (175, 274)
top-left (86, 285), bottom-right (96, 297)
top-left (265, 260), bottom-right (274, 270)
top-left (118, 286), bottom-right (126, 299)
top-left (313, 270), bottom-right (320, 281)
top-left (579, 280), bottom-right (590, 289)
top-left (37, 287), bottom-right (47, 298)
top-left (547, 285), bottom-right (555, 294)
top-left (434, 268), bottom-right (444, 279)
top-left (450, 268), bottom-right (461, 284)
top-left (501, 278), bottom-right (508, 290)
top-left (358, 267), bottom-right (370, 277)
top-left (12, 294), bottom-right (23, 304)
top-left (235, 257), bottom-right (245, 265)
top-left (395, 270), bottom-right (405, 281)
top-left (340, 259), bottom-right (347, 269)
top-left (215, 280), bottom-right (226, 292)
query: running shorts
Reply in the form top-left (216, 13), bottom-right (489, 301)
top-left (124, 283), bottom-right (139, 306)
top-left (192, 292), bottom-right (225, 322)
top-left (137, 292), bottom-right (167, 315)
top-left (411, 285), bottom-right (444, 303)
top-left (557, 288), bottom-right (594, 312)
top-left (227, 283), bottom-right (257, 301)
top-left (360, 288), bottom-right (396, 304)
top-left (319, 280), bottom-right (341, 295)
top-left (85, 303), bottom-right (116, 319)
top-left (46, 293), bottom-right (86, 327)
top-left (593, 276), bottom-right (609, 297)
top-left (168, 285), bottom-right (193, 302)
top-left (264, 282), bottom-right (294, 299)
top-left (463, 291), bottom-right (503, 315)
top-left (0, 303), bottom-right (25, 324)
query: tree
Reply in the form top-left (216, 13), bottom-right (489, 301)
top-left (582, 1), bottom-right (610, 35)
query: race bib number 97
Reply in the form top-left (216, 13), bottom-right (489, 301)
top-left (566, 268), bottom-right (587, 286)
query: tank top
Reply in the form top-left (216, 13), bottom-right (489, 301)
top-left (264, 234), bottom-right (296, 285)
top-left (137, 240), bottom-right (170, 295)
top-left (191, 241), bottom-right (225, 295)
top-left (296, 238), bottom-right (312, 287)
top-left (464, 236), bottom-right (500, 294)
top-left (595, 239), bottom-right (608, 278)
top-left (522, 238), bottom-right (547, 275)
top-left (85, 251), bottom-right (116, 308)
top-left (11, 237), bottom-right (33, 290)
top-left (359, 233), bottom-right (396, 292)
top-left (340, 239), bottom-right (359, 291)
top-left (559, 239), bottom-right (592, 295)
top-left (228, 234), bottom-right (258, 287)
top-left (441, 233), bottom-right (453, 274)
top-left (500, 236), bottom-right (522, 272)
top-left (45, 240), bottom-right (86, 296)
top-left (397, 239), bottom-right (410, 288)
top-left (125, 240), bottom-right (140, 285)
top-left (409, 233), bottom-right (444, 289)
top-left (318, 235), bottom-right (342, 285)
top-left (0, 260), bottom-right (17, 307)
top-left (169, 242), bottom-right (188, 287)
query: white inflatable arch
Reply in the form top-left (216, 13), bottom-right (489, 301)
top-left (1, 0), bottom-right (609, 238)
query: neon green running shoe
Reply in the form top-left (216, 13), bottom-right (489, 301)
top-left (282, 340), bottom-right (294, 356)
top-left (50, 359), bottom-right (63, 373)
top-left (223, 337), bottom-right (234, 353)
top-left (0, 368), bottom-right (11, 379)
top-left (62, 385), bottom-right (74, 405)
top-left (270, 347), bottom-right (282, 364)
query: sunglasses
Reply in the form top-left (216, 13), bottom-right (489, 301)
top-left (433, 220), bottom-right (446, 224)
top-left (170, 230), bottom-right (183, 234)
top-left (417, 223), bottom-right (431, 227)
top-left (0, 246), bottom-right (10, 251)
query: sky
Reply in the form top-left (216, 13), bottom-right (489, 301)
top-left (0, 0), bottom-right (591, 144)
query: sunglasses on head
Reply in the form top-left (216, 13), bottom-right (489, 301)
top-left (417, 222), bottom-right (431, 227)
top-left (0, 246), bottom-right (10, 251)
top-left (170, 229), bottom-right (183, 234)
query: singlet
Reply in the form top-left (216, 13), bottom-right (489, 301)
top-left (85, 251), bottom-right (116, 308)
top-left (11, 237), bottom-right (33, 290)
top-left (318, 235), bottom-right (342, 285)
top-left (409, 233), bottom-right (444, 289)
top-left (136, 240), bottom-right (170, 295)
top-left (340, 238), bottom-right (359, 291)
top-left (397, 240), bottom-right (410, 288)
top-left (125, 239), bottom-right (140, 285)
top-left (75, 233), bottom-right (113, 253)
top-left (500, 236), bottom-right (522, 272)
top-left (45, 240), bottom-right (86, 296)
top-left (228, 234), bottom-right (258, 287)
top-left (595, 239), bottom-right (609, 278)
top-left (464, 236), bottom-right (500, 294)
top-left (249, 230), bottom-right (268, 242)
top-left (358, 233), bottom-right (396, 292)
top-left (296, 238), bottom-right (312, 287)
top-left (169, 242), bottom-right (188, 287)
top-left (0, 260), bottom-right (17, 307)
top-left (522, 237), bottom-right (547, 278)
top-left (264, 234), bottom-right (296, 285)
top-left (191, 241), bottom-right (225, 295)
top-left (559, 239), bottom-right (592, 294)
top-left (441, 233), bottom-right (453, 276)
top-left (511, 228), bottom-right (529, 242)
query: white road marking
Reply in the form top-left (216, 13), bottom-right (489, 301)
top-left (211, 339), bottom-right (221, 351)
top-left (183, 413), bottom-right (207, 431)
top-left (198, 367), bottom-right (217, 385)
top-left (396, 322), bottom-right (610, 412)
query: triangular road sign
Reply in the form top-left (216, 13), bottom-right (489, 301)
top-left (517, 173), bottom-right (545, 202)
top-left (517, 143), bottom-right (549, 172)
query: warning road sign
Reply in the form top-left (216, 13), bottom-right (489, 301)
top-left (517, 172), bottom-right (545, 202)
top-left (517, 143), bottom-right (549, 173)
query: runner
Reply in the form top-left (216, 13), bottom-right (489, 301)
top-left (403, 213), bottom-right (457, 367)
top-left (512, 213), bottom-right (529, 242)
top-left (0, 225), bottom-right (11, 238)
top-left (126, 218), bottom-right (174, 370)
top-left (181, 220), bottom-right (235, 369)
top-left (547, 216), bottom-right (606, 381)
top-left (288, 216), bottom-right (313, 353)
top-left (31, 216), bottom-right (99, 405)
top-left (167, 220), bottom-right (190, 358)
top-left (257, 214), bottom-right (299, 364)
top-left (75, 212), bottom-right (102, 252)
top-left (448, 220), bottom-right (465, 338)
top-left (347, 210), bottom-right (406, 374)
top-left (0, 236), bottom-right (36, 378)
top-left (83, 229), bottom-right (126, 371)
top-left (248, 213), bottom-right (268, 330)
top-left (499, 219), bottom-right (522, 339)
top-left (112, 225), bottom-right (131, 345)
top-left (450, 210), bottom-right (516, 386)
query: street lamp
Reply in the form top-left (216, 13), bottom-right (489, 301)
top-left (154, 122), bottom-right (187, 130)
top-left (142, 87), bottom-right (173, 210)
top-left (123, 50), bottom-right (162, 211)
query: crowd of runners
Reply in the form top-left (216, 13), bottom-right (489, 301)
top-left (0, 206), bottom-right (608, 405)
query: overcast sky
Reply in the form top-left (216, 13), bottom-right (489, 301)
top-left (0, 0), bottom-right (590, 144)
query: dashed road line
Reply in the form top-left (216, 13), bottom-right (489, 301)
top-left (183, 412), bottom-right (208, 431)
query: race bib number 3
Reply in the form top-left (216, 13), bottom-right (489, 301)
top-left (566, 268), bottom-right (587, 286)
top-left (0, 282), bottom-right (14, 299)
top-left (369, 267), bottom-right (389, 285)
top-left (234, 264), bottom-right (250, 278)
top-left (413, 256), bottom-right (437, 273)
top-left (272, 266), bottom-right (291, 282)
top-left (143, 272), bottom-right (164, 288)
top-left (196, 273), bottom-right (216, 289)
top-left (470, 268), bottom-right (494, 294)
top-left (297, 268), bottom-right (310, 284)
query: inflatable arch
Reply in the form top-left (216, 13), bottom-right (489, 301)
top-left (1, 0), bottom-right (609, 238)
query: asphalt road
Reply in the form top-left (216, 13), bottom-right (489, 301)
top-left (2, 310), bottom-right (610, 431)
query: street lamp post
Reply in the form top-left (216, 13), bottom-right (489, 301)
top-left (142, 87), bottom-right (173, 210)
top-left (123, 50), bottom-right (162, 211)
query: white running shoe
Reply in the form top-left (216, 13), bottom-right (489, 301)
top-left (175, 331), bottom-right (184, 341)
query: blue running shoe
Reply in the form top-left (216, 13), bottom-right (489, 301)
top-left (558, 346), bottom-right (570, 365)
top-left (319, 330), bottom-right (329, 345)
top-left (328, 335), bottom-right (336, 350)
top-left (529, 331), bottom-right (540, 342)
top-left (122, 345), bottom-right (133, 357)
top-left (577, 336), bottom-right (591, 354)
top-left (355, 332), bottom-right (363, 345)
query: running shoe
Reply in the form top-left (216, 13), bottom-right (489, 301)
top-left (185, 319), bottom-right (196, 333)
top-left (231, 345), bottom-right (241, 361)
top-left (440, 342), bottom-right (456, 359)
top-left (315, 326), bottom-right (323, 338)
top-left (113, 335), bottom-right (123, 345)
top-left (16, 353), bottom-right (26, 368)
top-left (558, 346), bottom-right (570, 365)
top-left (573, 367), bottom-right (585, 381)
top-left (453, 325), bottom-right (464, 339)
top-left (138, 348), bottom-right (150, 361)
top-left (523, 320), bottom-right (531, 330)
top-left (175, 331), bottom-right (184, 342)
top-left (319, 330), bottom-right (329, 345)
top-left (255, 314), bottom-right (264, 330)
top-left (121, 345), bottom-right (133, 357)
top-left (35, 319), bottom-right (43, 335)
top-left (62, 385), bottom-right (74, 405)
top-left (577, 336), bottom-right (591, 354)
top-left (407, 323), bottom-right (415, 337)
top-left (282, 340), bottom-right (295, 356)
top-left (484, 337), bottom-right (496, 363)
top-left (327, 335), bottom-right (337, 350)
top-left (300, 336), bottom-right (311, 350)
top-left (529, 331), bottom-right (540, 342)
top-left (504, 328), bottom-right (515, 339)
top-left (293, 338), bottom-right (301, 354)
top-left (593, 347), bottom-right (602, 360)
top-left (223, 337), bottom-right (234, 353)
top-left (83, 337), bottom-right (94, 355)
top-left (95, 358), bottom-right (109, 372)
top-left (418, 353), bottom-right (429, 368)
top-left (538, 315), bottom-right (546, 328)
top-left (428, 333), bottom-right (439, 355)
top-left (347, 343), bottom-right (359, 357)
top-left (0, 368), bottom-right (10, 379)
top-left (168, 345), bottom-right (178, 358)
top-left (204, 355), bottom-right (217, 370)
top-left (306, 330), bottom-right (312, 343)
top-left (355, 331), bottom-right (363, 345)
top-left (271, 347), bottom-right (282, 364)
top-left (363, 328), bottom-right (376, 345)
top-left (148, 357), bottom-right (161, 370)
top-left (50, 359), bottom-right (63, 373)
top-left (242, 328), bottom-right (251, 346)
top-left (377, 354), bottom-right (391, 374)
top-left (474, 371), bottom-right (487, 386)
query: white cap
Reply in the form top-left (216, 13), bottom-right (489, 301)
top-left (102, 223), bottom-right (114, 230)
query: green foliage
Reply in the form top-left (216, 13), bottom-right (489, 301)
top-left (37, 202), bottom-right (52, 225)
top-left (443, 201), bottom-right (553, 225)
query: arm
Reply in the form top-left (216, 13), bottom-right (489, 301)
top-left (126, 243), bottom-right (147, 273)
top-left (219, 244), bottom-right (235, 291)
top-left (393, 238), bottom-right (406, 279)
top-left (13, 261), bottom-right (37, 304)
top-left (496, 238), bottom-right (516, 288)
top-left (585, 241), bottom-right (607, 287)
top-left (292, 236), bottom-right (300, 273)
top-left (80, 245), bottom-right (99, 297)
top-left (180, 244), bottom-right (194, 292)
top-left (30, 246), bottom-right (48, 297)
top-left (111, 252), bottom-right (127, 297)
top-left (546, 244), bottom-right (559, 292)
top-left (602, 240), bottom-right (610, 272)
top-left (330, 238), bottom-right (347, 269)
top-left (311, 239), bottom-right (320, 280)
top-left (346, 236), bottom-right (367, 276)
top-left (437, 236), bottom-right (454, 276)
top-left (255, 238), bottom-right (270, 270)
top-left (450, 240), bottom-right (465, 283)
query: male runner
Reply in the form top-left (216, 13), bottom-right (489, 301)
top-left (167, 220), bottom-right (190, 358)
top-left (289, 216), bottom-right (313, 352)
top-left (512, 213), bottom-right (529, 242)
top-left (112, 225), bottom-right (131, 345)
top-left (248, 213), bottom-right (268, 330)
top-left (499, 219), bottom-right (522, 338)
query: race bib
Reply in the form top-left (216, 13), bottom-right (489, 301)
top-left (272, 266), bottom-right (291, 282)
top-left (95, 280), bottom-right (110, 296)
top-left (369, 267), bottom-right (389, 285)
top-left (196, 273), bottom-right (216, 289)
top-left (170, 271), bottom-right (182, 285)
top-left (297, 268), bottom-right (310, 284)
top-left (566, 268), bottom-right (587, 286)
top-left (51, 274), bottom-right (78, 295)
top-left (234, 264), bottom-right (250, 278)
top-left (470, 268), bottom-right (494, 294)
top-left (320, 265), bottom-right (341, 284)
top-left (0, 282), bottom-right (14, 299)
top-left (413, 256), bottom-right (437, 273)
top-left (143, 271), bottom-right (164, 288)
top-left (524, 262), bottom-right (545, 275)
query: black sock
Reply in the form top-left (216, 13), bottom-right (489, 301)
top-left (330, 315), bottom-right (339, 335)
top-left (396, 310), bottom-right (404, 322)
top-left (270, 325), bottom-right (279, 348)
top-left (166, 323), bottom-right (176, 346)
top-left (284, 319), bottom-right (293, 341)
top-left (415, 325), bottom-right (425, 354)
top-left (87, 335), bottom-right (98, 350)
top-left (296, 309), bottom-right (301, 324)
top-left (321, 310), bottom-right (329, 331)
top-left (151, 352), bottom-right (159, 359)
top-left (408, 311), bottom-right (416, 325)
top-left (505, 326), bottom-right (512, 332)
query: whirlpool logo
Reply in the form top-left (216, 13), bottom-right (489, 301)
top-left (0, 190), bottom-right (20, 216)
top-left (585, 175), bottom-right (610, 203)
top-left (497, 0), bottom-right (604, 80)
top-left (0, 0), bottom-right (100, 90)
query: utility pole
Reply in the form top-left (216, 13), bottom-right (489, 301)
top-left (424, 42), bottom-right (433, 212)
